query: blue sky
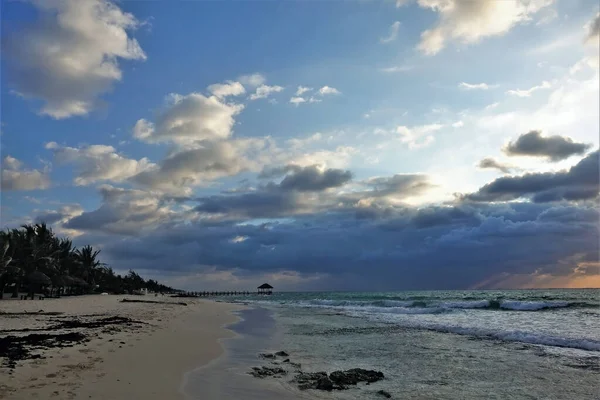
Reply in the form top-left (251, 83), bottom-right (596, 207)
top-left (1, 0), bottom-right (599, 290)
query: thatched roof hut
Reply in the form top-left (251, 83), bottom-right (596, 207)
top-left (27, 271), bottom-right (51, 286)
top-left (257, 283), bottom-right (273, 295)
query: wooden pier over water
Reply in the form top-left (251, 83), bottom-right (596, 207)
top-left (172, 283), bottom-right (274, 298)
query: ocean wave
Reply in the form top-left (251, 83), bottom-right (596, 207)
top-left (237, 297), bottom-right (598, 312)
top-left (408, 323), bottom-right (600, 352)
top-left (439, 300), bottom-right (491, 309)
top-left (344, 312), bottom-right (600, 352)
top-left (293, 299), bottom-right (597, 311)
top-left (497, 300), bottom-right (570, 311)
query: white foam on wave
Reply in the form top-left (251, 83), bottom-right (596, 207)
top-left (499, 301), bottom-right (570, 311)
top-left (344, 306), bottom-right (446, 315)
top-left (302, 299), bottom-right (415, 308)
top-left (440, 300), bottom-right (490, 309)
top-left (357, 313), bottom-right (600, 352)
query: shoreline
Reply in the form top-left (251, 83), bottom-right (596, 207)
top-left (0, 295), bottom-right (245, 400)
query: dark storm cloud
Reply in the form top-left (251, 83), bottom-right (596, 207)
top-left (195, 165), bottom-right (353, 218)
top-left (504, 130), bottom-right (591, 161)
top-left (478, 157), bottom-right (514, 174)
top-left (465, 150), bottom-right (599, 203)
top-left (195, 189), bottom-right (304, 218)
top-left (38, 161), bottom-right (599, 290)
top-left (91, 201), bottom-right (598, 290)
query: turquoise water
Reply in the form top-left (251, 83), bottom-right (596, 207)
top-left (223, 289), bottom-right (600, 399)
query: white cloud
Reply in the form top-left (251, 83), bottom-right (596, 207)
top-left (133, 92), bottom-right (244, 144)
top-left (287, 133), bottom-right (323, 149)
top-left (239, 73), bottom-right (266, 87)
top-left (45, 142), bottom-right (154, 186)
top-left (296, 86), bottom-right (313, 96)
top-left (290, 96), bottom-right (322, 106)
top-left (506, 81), bottom-right (552, 97)
top-left (249, 84), bottom-right (285, 100)
top-left (459, 82), bottom-right (498, 90)
top-left (64, 185), bottom-right (180, 235)
top-left (3, 0), bottom-right (146, 119)
top-left (207, 81), bottom-right (246, 98)
top-left (131, 139), bottom-right (269, 195)
top-left (290, 97), bottom-right (306, 106)
top-left (318, 86), bottom-right (341, 96)
top-left (380, 65), bottom-right (413, 73)
top-left (396, 123), bottom-right (444, 149)
top-left (380, 21), bottom-right (401, 43)
top-left (536, 8), bottom-right (558, 25)
top-left (416, 0), bottom-right (554, 55)
top-left (452, 120), bottom-right (464, 128)
top-left (287, 146), bottom-right (358, 170)
top-left (1, 155), bottom-right (50, 191)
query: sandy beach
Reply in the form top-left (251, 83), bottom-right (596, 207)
top-left (0, 295), bottom-right (244, 400)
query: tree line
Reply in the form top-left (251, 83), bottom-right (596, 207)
top-left (0, 223), bottom-right (178, 299)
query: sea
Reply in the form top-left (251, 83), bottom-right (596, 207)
top-left (183, 289), bottom-right (600, 400)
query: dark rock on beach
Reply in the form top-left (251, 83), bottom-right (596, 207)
top-left (259, 352), bottom-right (275, 359)
top-left (316, 376), bottom-right (334, 391)
top-left (248, 366), bottom-right (288, 378)
top-left (275, 351), bottom-right (289, 357)
top-left (293, 368), bottom-right (385, 391)
top-left (377, 389), bottom-right (392, 398)
top-left (329, 368), bottom-right (385, 386)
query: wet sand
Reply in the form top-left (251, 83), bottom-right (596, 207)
top-left (0, 295), bottom-right (243, 400)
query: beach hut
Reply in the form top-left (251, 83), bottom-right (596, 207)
top-left (257, 283), bottom-right (273, 295)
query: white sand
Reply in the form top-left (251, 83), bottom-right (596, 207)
top-left (0, 295), bottom-right (244, 399)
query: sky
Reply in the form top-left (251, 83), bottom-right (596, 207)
top-left (1, 0), bottom-right (599, 291)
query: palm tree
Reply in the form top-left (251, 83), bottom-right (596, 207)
top-left (0, 232), bottom-right (13, 299)
top-left (0, 222), bottom-right (177, 298)
top-left (75, 245), bottom-right (102, 289)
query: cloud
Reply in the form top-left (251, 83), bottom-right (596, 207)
top-left (318, 86), bottom-right (341, 96)
top-left (278, 165), bottom-right (352, 192)
top-left (290, 96), bottom-right (322, 106)
top-left (459, 82), bottom-right (498, 90)
top-left (380, 65), bottom-right (414, 73)
top-left (238, 73), bottom-right (266, 87)
top-left (504, 130), bottom-right (592, 161)
top-left (34, 204), bottom-right (84, 226)
top-left (296, 86), bottom-right (312, 96)
top-left (506, 81), bottom-right (552, 97)
top-left (64, 185), bottom-right (180, 235)
top-left (396, 123), bottom-right (443, 149)
top-left (1, 155), bottom-right (50, 191)
top-left (45, 142), bottom-right (153, 185)
top-left (75, 196), bottom-right (598, 290)
top-left (249, 84), bottom-right (284, 100)
top-left (207, 81), bottom-right (246, 99)
top-left (416, 0), bottom-right (553, 55)
top-left (478, 157), bottom-right (515, 174)
top-left (290, 97), bottom-right (306, 106)
top-left (380, 21), bottom-right (401, 43)
top-left (585, 12), bottom-right (600, 45)
top-left (360, 174), bottom-right (433, 199)
top-left (3, 0), bottom-right (146, 119)
top-left (132, 93), bottom-right (244, 145)
top-left (131, 139), bottom-right (266, 195)
top-left (465, 150), bottom-right (599, 203)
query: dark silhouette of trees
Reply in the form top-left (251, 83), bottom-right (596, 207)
top-left (0, 223), bottom-right (177, 299)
